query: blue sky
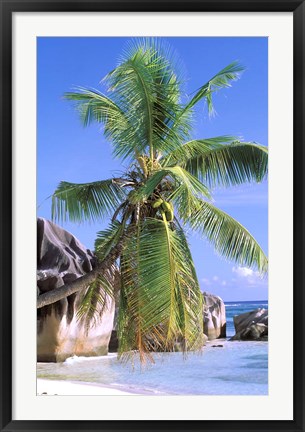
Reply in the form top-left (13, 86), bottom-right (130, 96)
top-left (37, 37), bottom-right (268, 301)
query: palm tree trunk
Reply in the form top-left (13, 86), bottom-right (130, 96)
top-left (37, 234), bottom-right (126, 309)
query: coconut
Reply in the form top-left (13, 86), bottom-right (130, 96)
top-left (161, 201), bottom-right (171, 211)
top-left (165, 209), bottom-right (174, 222)
top-left (152, 198), bottom-right (163, 209)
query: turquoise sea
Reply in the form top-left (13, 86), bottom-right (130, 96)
top-left (225, 300), bottom-right (268, 337)
top-left (37, 300), bottom-right (268, 395)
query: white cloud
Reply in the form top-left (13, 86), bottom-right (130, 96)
top-left (212, 276), bottom-right (219, 281)
top-left (232, 266), bottom-right (259, 278)
top-left (231, 266), bottom-right (266, 288)
top-left (201, 278), bottom-right (211, 286)
top-left (221, 280), bottom-right (227, 286)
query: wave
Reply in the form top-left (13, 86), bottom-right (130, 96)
top-left (64, 353), bottom-right (117, 364)
top-left (225, 304), bottom-right (241, 307)
top-left (111, 382), bottom-right (169, 395)
top-left (225, 303), bottom-right (268, 307)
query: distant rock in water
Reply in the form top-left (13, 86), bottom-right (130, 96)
top-left (230, 308), bottom-right (268, 341)
top-left (37, 218), bottom-right (117, 362)
top-left (202, 292), bottom-right (226, 340)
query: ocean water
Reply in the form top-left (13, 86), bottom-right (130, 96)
top-left (225, 300), bottom-right (268, 337)
top-left (37, 300), bottom-right (268, 395)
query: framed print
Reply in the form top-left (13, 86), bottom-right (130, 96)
top-left (0, 1), bottom-right (304, 431)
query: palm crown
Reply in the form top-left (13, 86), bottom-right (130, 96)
top-left (52, 39), bottom-right (268, 362)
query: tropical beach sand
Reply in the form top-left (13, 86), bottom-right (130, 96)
top-left (37, 379), bottom-right (141, 396)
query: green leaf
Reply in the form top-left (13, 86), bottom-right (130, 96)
top-left (64, 88), bottom-right (127, 127)
top-left (51, 179), bottom-right (125, 223)
top-left (173, 220), bottom-right (204, 349)
top-left (183, 61), bottom-right (244, 115)
top-left (76, 265), bottom-right (117, 333)
top-left (104, 41), bottom-right (191, 159)
top-left (95, 221), bottom-right (124, 261)
top-left (64, 88), bottom-right (142, 161)
top-left (186, 200), bottom-right (268, 273)
top-left (117, 218), bottom-right (204, 363)
top-left (164, 135), bottom-right (236, 165)
top-left (166, 137), bottom-right (268, 188)
top-left (135, 166), bottom-right (211, 207)
top-left (106, 53), bottom-right (155, 158)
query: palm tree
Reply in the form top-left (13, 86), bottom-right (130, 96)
top-left (50, 39), bottom-right (268, 362)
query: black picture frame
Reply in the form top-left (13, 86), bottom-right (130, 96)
top-left (1, 1), bottom-right (304, 431)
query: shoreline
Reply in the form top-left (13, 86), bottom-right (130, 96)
top-left (37, 339), bottom-right (268, 396)
top-left (37, 378), bottom-right (165, 396)
top-left (37, 378), bottom-right (142, 395)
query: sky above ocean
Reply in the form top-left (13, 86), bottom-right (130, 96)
top-left (37, 36), bottom-right (268, 301)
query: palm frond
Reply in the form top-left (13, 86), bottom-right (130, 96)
top-left (183, 61), bottom-right (244, 115)
top-left (64, 88), bottom-right (142, 160)
top-left (166, 167), bottom-right (211, 212)
top-left (51, 179), bottom-right (125, 223)
top-left (134, 166), bottom-right (211, 207)
top-left (76, 265), bottom-right (118, 333)
top-left (185, 200), bottom-right (268, 273)
top-left (106, 51), bottom-right (155, 158)
top-left (165, 138), bottom-right (268, 187)
top-left (95, 221), bottom-right (124, 261)
top-left (117, 218), bottom-right (204, 363)
top-left (163, 135), bottom-right (235, 165)
top-left (64, 88), bottom-right (126, 127)
top-left (173, 219), bottom-right (204, 349)
top-left (104, 42), bottom-right (191, 159)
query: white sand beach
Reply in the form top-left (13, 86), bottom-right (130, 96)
top-left (37, 378), bottom-right (141, 396)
